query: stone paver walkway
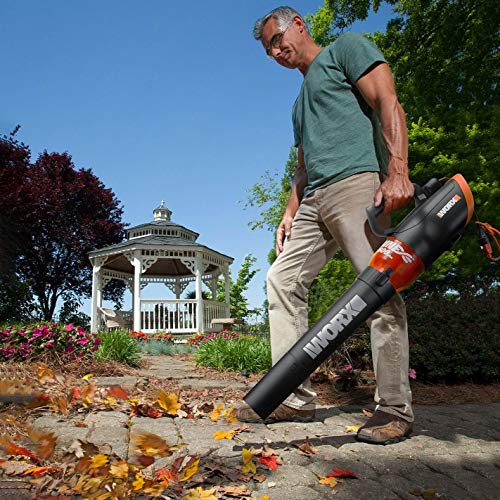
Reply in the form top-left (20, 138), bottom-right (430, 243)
top-left (2, 356), bottom-right (499, 499)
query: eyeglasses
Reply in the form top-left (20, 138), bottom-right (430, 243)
top-left (265, 26), bottom-right (290, 58)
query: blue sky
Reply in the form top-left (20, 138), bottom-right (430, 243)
top-left (1, 1), bottom-right (394, 315)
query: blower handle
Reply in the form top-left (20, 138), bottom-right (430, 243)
top-left (366, 180), bottom-right (440, 237)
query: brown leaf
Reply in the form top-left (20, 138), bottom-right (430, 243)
top-left (220, 484), bottom-right (251, 497)
top-left (362, 408), bottom-right (374, 417)
top-left (37, 364), bottom-right (56, 384)
top-left (27, 428), bottom-right (57, 459)
top-left (297, 437), bottom-right (318, 455)
top-left (132, 431), bottom-right (173, 457)
top-left (50, 396), bottom-right (69, 415)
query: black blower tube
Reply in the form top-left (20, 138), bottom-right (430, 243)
top-left (244, 174), bottom-right (474, 420)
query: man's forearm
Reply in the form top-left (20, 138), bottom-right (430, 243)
top-left (285, 164), bottom-right (307, 216)
top-left (378, 95), bottom-right (409, 177)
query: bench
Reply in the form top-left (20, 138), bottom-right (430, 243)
top-left (210, 317), bottom-right (244, 332)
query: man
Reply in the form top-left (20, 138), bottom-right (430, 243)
top-left (236, 6), bottom-right (414, 445)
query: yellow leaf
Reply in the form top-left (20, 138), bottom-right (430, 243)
top-left (345, 425), bottom-right (359, 433)
top-left (184, 486), bottom-right (218, 499)
top-left (252, 496), bottom-right (270, 500)
top-left (157, 391), bottom-right (182, 415)
top-left (82, 373), bottom-right (94, 381)
top-left (109, 460), bottom-right (129, 478)
top-left (213, 430), bottom-right (235, 441)
top-left (179, 457), bottom-right (200, 481)
top-left (209, 404), bottom-right (224, 422)
top-left (132, 472), bottom-right (145, 491)
top-left (223, 405), bottom-right (238, 424)
top-left (90, 454), bottom-right (108, 469)
top-left (319, 475), bottom-right (340, 487)
top-left (103, 396), bottom-right (117, 406)
top-left (241, 448), bottom-right (256, 475)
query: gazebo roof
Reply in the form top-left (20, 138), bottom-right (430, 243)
top-left (88, 202), bottom-right (233, 277)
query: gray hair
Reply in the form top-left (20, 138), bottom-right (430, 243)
top-left (253, 6), bottom-right (303, 40)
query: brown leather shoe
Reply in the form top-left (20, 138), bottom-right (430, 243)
top-left (356, 410), bottom-right (413, 445)
top-left (235, 402), bottom-right (315, 423)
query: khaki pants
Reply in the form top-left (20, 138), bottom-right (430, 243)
top-left (267, 172), bottom-right (413, 422)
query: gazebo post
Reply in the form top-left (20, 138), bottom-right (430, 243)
top-left (195, 253), bottom-right (204, 332)
top-left (224, 266), bottom-right (231, 317)
top-left (90, 265), bottom-right (100, 333)
top-left (133, 253), bottom-right (142, 332)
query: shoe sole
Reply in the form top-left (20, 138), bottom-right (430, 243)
top-left (355, 433), bottom-right (411, 445)
top-left (237, 415), bottom-right (315, 424)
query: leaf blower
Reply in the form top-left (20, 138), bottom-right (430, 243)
top-left (244, 173), bottom-right (476, 420)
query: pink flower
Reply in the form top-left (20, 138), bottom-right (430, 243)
top-left (64, 323), bottom-right (74, 331)
top-left (45, 341), bottom-right (54, 348)
top-left (343, 364), bottom-right (353, 372)
top-left (64, 345), bottom-right (74, 354)
top-left (408, 368), bottom-right (417, 380)
top-left (78, 338), bottom-right (89, 345)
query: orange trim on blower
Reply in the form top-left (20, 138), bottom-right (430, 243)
top-left (449, 173), bottom-right (474, 224)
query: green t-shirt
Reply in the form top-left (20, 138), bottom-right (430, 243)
top-left (292, 32), bottom-right (388, 197)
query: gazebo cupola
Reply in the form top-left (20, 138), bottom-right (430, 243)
top-left (88, 202), bottom-right (233, 334)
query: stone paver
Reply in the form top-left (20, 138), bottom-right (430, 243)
top-left (9, 356), bottom-right (500, 499)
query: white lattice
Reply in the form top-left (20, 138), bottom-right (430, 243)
top-left (180, 258), bottom-right (196, 274)
top-left (142, 257), bottom-right (159, 273)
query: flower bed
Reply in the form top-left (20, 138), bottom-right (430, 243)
top-left (0, 322), bottom-right (101, 362)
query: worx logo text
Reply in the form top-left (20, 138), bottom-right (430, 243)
top-left (303, 295), bottom-right (368, 360)
top-left (437, 194), bottom-right (461, 218)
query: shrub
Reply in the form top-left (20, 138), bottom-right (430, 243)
top-left (318, 289), bottom-right (500, 384)
top-left (95, 330), bottom-right (142, 367)
top-left (195, 333), bottom-right (271, 373)
top-left (0, 322), bottom-right (101, 362)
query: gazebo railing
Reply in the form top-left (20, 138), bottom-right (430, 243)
top-left (203, 300), bottom-right (230, 331)
top-left (140, 299), bottom-right (230, 333)
top-left (141, 299), bottom-right (197, 333)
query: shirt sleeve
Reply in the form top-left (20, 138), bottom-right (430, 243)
top-left (333, 32), bottom-right (387, 83)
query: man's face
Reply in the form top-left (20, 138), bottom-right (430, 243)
top-left (261, 17), bottom-right (302, 69)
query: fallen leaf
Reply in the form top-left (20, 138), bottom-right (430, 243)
top-left (107, 385), bottom-right (129, 400)
top-left (133, 431), bottom-right (172, 457)
top-left (220, 484), bottom-right (250, 496)
top-left (132, 472), bottom-right (145, 491)
top-left (179, 457), bottom-right (200, 481)
top-left (27, 428), bottom-right (57, 459)
top-left (156, 467), bottom-right (177, 485)
top-left (81, 373), bottom-right (94, 381)
top-left (252, 496), bottom-right (270, 500)
top-left (319, 475), bottom-right (340, 488)
top-left (37, 364), bottom-right (56, 384)
top-left (241, 448), bottom-right (256, 475)
top-left (223, 405), bottom-right (238, 424)
top-left (50, 396), bottom-right (69, 415)
top-left (184, 486), bottom-right (218, 499)
top-left (213, 430), bottom-right (235, 441)
top-left (89, 454), bottom-right (108, 469)
top-left (345, 425), bottom-right (359, 433)
top-left (0, 435), bottom-right (39, 462)
top-left (259, 455), bottom-right (282, 471)
top-left (20, 466), bottom-right (55, 477)
top-left (157, 391), bottom-right (182, 415)
top-left (109, 460), bottom-right (129, 478)
top-left (362, 408), bottom-right (373, 417)
top-left (209, 404), bottom-right (224, 422)
top-left (297, 437), bottom-right (318, 455)
top-left (327, 467), bottom-right (359, 479)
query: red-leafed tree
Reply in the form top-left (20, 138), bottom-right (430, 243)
top-left (0, 130), bottom-right (36, 321)
top-left (19, 151), bottom-right (126, 320)
top-left (0, 133), bottom-right (126, 321)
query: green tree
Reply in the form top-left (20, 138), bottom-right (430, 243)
top-left (217, 254), bottom-right (260, 321)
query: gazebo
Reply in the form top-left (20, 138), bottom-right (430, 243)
top-left (88, 202), bottom-right (233, 334)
